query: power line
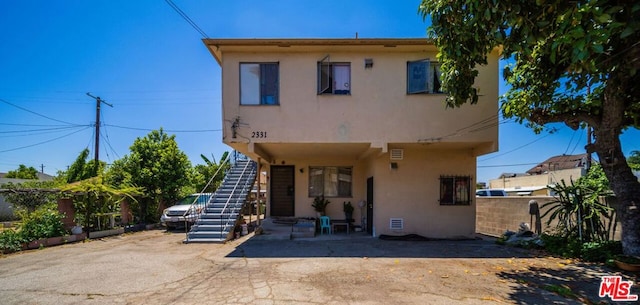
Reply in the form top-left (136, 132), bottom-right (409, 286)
top-left (478, 162), bottom-right (540, 168)
top-left (0, 98), bottom-right (81, 126)
top-left (0, 125), bottom-right (89, 134)
top-left (104, 123), bottom-right (221, 133)
top-left (478, 132), bottom-right (554, 162)
top-left (165, 0), bottom-right (209, 38)
top-left (0, 126), bottom-right (91, 153)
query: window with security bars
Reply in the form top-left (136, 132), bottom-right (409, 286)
top-left (439, 176), bottom-right (471, 205)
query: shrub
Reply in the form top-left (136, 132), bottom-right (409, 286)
top-left (16, 206), bottom-right (67, 241)
top-left (540, 233), bottom-right (623, 263)
top-left (0, 229), bottom-right (25, 253)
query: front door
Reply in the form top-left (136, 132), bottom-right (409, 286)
top-left (270, 166), bottom-right (295, 217)
top-left (366, 176), bottom-right (374, 234)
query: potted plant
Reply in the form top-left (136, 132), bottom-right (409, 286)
top-left (343, 201), bottom-right (354, 223)
top-left (312, 196), bottom-right (330, 217)
top-left (614, 255), bottom-right (640, 272)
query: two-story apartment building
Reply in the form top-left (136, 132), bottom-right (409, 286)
top-left (204, 38), bottom-right (499, 238)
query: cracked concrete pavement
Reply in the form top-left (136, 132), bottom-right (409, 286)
top-left (0, 229), bottom-right (636, 304)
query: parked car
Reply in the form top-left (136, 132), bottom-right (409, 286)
top-left (476, 189), bottom-right (507, 197)
top-left (160, 193), bottom-right (213, 229)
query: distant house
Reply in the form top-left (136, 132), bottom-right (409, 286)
top-left (489, 154), bottom-right (589, 196)
top-left (0, 172), bottom-right (55, 219)
top-left (204, 38), bottom-right (500, 238)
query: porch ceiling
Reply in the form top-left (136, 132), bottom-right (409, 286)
top-left (254, 143), bottom-right (374, 161)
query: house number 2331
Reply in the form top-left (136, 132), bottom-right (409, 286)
top-left (252, 131), bottom-right (267, 138)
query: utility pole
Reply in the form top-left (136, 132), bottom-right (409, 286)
top-left (86, 93), bottom-right (113, 173)
top-left (40, 164), bottom-right (45, 173)
top-left (586, 84), bottom-right (592, 172)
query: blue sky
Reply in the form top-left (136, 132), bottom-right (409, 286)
top-left (1, 0), bottom-right (638, 184)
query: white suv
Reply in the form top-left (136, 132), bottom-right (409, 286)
top-left (476, 189), bottom-right (507, 197)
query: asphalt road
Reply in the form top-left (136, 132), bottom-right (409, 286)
top-left (0, 229), bottom-right (635, 304)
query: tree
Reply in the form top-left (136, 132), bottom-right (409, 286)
top-left (5, 164), bottom-right (38, 179)
top-left (193, 152), bottom-right (230, 193)
top-left (105, 129), bottom-right (193, 223)
top-left (628, 150), bottom-right (640, 171)
top-left (419, 1), bottom-right (640, 255)
top-left (64, 148), bottom-right (106, 183)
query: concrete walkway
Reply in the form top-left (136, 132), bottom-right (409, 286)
top-left (0, 228), bottom-right (636, 304)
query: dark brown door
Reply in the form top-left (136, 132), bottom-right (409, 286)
top-left (270, 166), bottom-right (295, 216)
top-left (366, 176), bottom-right (373, 234)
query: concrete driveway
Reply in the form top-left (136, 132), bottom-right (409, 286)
top-left (0, 229), bottom-right (635, 304)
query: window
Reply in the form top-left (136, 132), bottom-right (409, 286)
top-left (439, 176), bottom-right (471, 205)
top-left (240, 63), bottom-right (279, 105)
top-left (318, 62), bottom-right (351, 95)
top-left (407, 60), bottom-right (443, 94)
top-left (309, 166), bottom-right (352, 197)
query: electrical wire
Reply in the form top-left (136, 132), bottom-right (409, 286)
top-left (477, 162), bottom-right (540, 168)
top-left (0, 98), bottom-right (81, 126)
top-left (563, 129), bottom-right (577, 155)
top-left (104, 123), bottom-right (221, 133)
top-left (0, 126), bottom-right (91, 153)
top-left (478, 132), bottom-right (554, 162)
top-left (164, 0), bottom-right (209, 38)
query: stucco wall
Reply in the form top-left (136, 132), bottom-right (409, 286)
top-left (476, 196), bottom-right (621, 240)
top-left (488, 168), bottom-right (585, 190)
top-left (220, 48), bottom-right (499, 151)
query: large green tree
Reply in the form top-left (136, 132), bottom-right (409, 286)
top-left (5, 164), bottom-right (38, 179)
top-left (106, 129), bottom-right (193, 223)
top-left (420, 1), bottom-right (640, 255)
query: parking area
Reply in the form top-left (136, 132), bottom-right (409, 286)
top-left (0, 228), bottom-right (635, 304)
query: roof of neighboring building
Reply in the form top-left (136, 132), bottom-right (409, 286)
top-left (0, 172), bottom-right (55, 181)
top-left (203, 38), bottom-right (439, 65)
top-left (526, 153), bottom-right (589, 175)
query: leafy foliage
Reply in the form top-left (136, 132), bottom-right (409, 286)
top-left (541, 175), bottom-right (613, 243)
top-left (64, 148), bottom-right (106, 183)
top-left (419, 0), bottom-right (640, 255)
top-left (312, 196), bottom-right (330, 215)
top-left (5, 164), bottom-right (38, 179)
top-left (193, 152), bottom-right (230, 193)
top-left (628, 150), bottom-right (640, 171)
top-left (0, 204), bottom-right (67, 253)
top-left (105, 129), bottom-right (192, 223)
top-left (61, 176), bottom-right (142, 232)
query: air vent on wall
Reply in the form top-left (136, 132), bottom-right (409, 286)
top-left (389, 218), bottom-right (404, 230)
top-left (390, 149), bottom-right (404, 161)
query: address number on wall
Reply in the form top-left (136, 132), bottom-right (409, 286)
top-left (251, 131), bottom-right (267, 138)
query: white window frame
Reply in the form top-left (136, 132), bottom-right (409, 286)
top-left (308, 166), bottom-right (352, 197)
top-left (318, 60), bottom-right (351, 95)
top-left (240, 63), bottom-right (279, 105)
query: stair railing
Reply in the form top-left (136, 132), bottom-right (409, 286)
top-left (218, 160), bottom-right (256, 239)
top-left (183, 153), bottom-right (231, 237)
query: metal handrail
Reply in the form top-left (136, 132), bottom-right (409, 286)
top-left (182, 153), bottom-right (231, 236)
top-left (219, 160), bottom-right (255, 238)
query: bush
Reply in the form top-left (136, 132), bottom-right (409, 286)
top-left (0, 229), bottom-right (25, 253)
top-left (18, 207), bottom-right (67, 241)
top-left (540, 233), bottom-right (623, 263)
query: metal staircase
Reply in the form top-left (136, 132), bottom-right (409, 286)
top-left (185, 158), bottom-right (257, 243)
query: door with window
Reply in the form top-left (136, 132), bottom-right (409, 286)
top-left (270, 166), bottom-right (294, 216)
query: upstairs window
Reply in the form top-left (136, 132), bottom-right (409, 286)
top-left (240, 63), bottom-right (279, 105)
top-left (439, 176), bottom-right (471, 205)
top-left (407, 60), bottom-right (443, 94)
top-left (318, 60), bottom-right (351, 95)
top-left (309, 166), bottom-right (352, 197)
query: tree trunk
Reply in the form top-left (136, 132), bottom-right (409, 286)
top-left (593, 108), bottom-right (640, 256)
